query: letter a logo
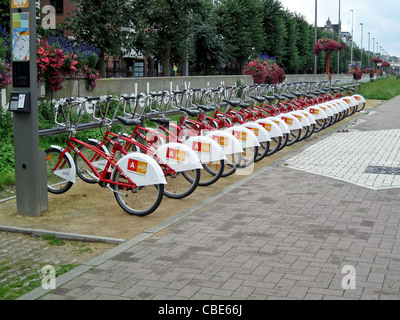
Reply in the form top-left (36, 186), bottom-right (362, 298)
top-left (341, 265), bottom-right (356, 290)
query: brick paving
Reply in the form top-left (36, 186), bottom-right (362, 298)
top-left (16, 97), bottom-right (400, 300)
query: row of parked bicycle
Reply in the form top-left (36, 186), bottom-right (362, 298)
top-left (45, 81), bottom-right (366, 216)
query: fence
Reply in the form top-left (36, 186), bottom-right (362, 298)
top-left (1, 73), bottom-right (371, 112)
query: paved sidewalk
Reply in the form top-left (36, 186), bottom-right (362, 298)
top-left (21, 97), bottom-right (400, 300)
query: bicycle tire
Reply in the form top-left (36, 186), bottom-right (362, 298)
top-left (74, 141), bottom-right (101, 184)
top-left (198, 160), bottom-right (225, 186)
top-left (112, 170), bottom-right (164, 216)
top-left (221, 153), bottom-right (240, 177)
top-left (255, 141), bottom-right (269, 162)
top-left (45, 148), bottom-right (74, 194)
top-left (314, 118), bottom-right (327, 133)
top-left (238, 146), bottom-right (257, 168)
top-left (298, 126), bottom-right (310, 141)
top-left (267, 136), bottom-right (282, 156)
top-left (163, 168), bottom-right (201, 199)
top-left (286, 129), bottom-right (301, 146)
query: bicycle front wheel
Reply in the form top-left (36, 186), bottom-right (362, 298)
top-left (113, 170), bottom-right (164, 216)
top-left (45, 148), bottom-right (74, 194)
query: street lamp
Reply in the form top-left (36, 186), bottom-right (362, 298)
top-left (350, 9), bottom-right (354, 65)
top-left (360, 23), bottom-right (363, 66)
top-left (368, 32), bottom-right (370, 58)
top-left (372, 38), bottom-right (375, 56)
top-left (314, 0), bottom-right (318, 74)
top-left (337, 0), bottom-right (341, 74)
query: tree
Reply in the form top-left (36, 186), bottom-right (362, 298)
top-left (0, 0), bottom-right (9, 31)
top-left (282, 11), bottom-right (300, 74)
top-left (216, 0), bottom-right (266, 71)
top-left (260, 0), bottom-right (286, 64)
top-left (133, 0), bottom-right (204, 77)
top-left (64, 0), bottom-right (135, 77)
top-left (191, 2), bottom-right (227, 75)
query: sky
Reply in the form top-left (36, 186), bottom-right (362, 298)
top-left (278, 0), bottom-right (400, 58)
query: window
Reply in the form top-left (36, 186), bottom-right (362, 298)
top-left (134, 61), bottom-right (144, 77)
top-left (50, 0), bottom-right (64, 14)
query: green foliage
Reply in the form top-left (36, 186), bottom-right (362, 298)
top-left (361, 76), bottom-right (400, 100)
top-left (0, 0), bottom-right (9, 31)
top-left (216, 0), bottom-right (265, 70)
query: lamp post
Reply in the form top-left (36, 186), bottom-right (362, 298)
top-left (350, 9), bottom-right (354, 65)
top-left (373, 38), bottom-right (375, 56)
top-left (314, 0), bottom-right (318, 74)
top-left (360, 23), bottom-right (363, 66)
top-left (368, 32), bottom-right (370, 58)
top-left (337, 0), bottom-right (341, 74)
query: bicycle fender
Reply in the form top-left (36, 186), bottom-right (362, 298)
top-left (321, 102), bottom-right (340, 115)
top-left (243, 122), bottom-right (271, 142)
top-left (206, 130), bottom-right (244, 155)
top-left (276, 113), bottom-right (303, 130)
top-left (316, 104), bottom-right (334, 117)
top-left (183, 136), bottom-right (227, 162)
top-left (265, 117), bottom-right (291, 134)
top-left (154, 142), bottom-right (203, 172)
top-left (305, 106), bottom-right (328, 120)
top-left (330, 100), bottom-right (345, 113)
top-left (116, 152), bottom-right (167, 186)
top-left (352, 94), bottom-right (366, 103)
top-left (50, 145), bottom-right (76, 184)
top-left (296, 110), bottom-right (316, 125)
top-left (224, 126), bottom-right (261, 148)
top-left (341, 96), bottom-right (358, 108)
top-left (255, 118), bottom-right (283, 138)
top-left (288, 111), bottom-right (312, 127)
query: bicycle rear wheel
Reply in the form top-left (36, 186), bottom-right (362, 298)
top-left (113, 170), bottom-right (164, 216)
top-left (255, 142), bottom-right (269, 162)
top-left (267, 136), bottom-right (282, 156)
top-left (286, 129), bottom-right (301, 146)
top-left (163, 168), bottom-right (201, 199)
top-left (199, 160), bottom-right (225, 186)
top-left (45, 148), bottom-right (74, 194)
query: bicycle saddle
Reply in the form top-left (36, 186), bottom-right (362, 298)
top-left (239, 103), bottom-right (250, 109)
top-left (116, 116), bottom-right (141, 126)
top-left (223, 99), bottom-right (240, 107)
top-left (260, 95), bottom-right (276, 102)
top-left (195, 105), bottom-right (216, 112)
top-left (250, 96), bottom-right (265, 103)
top-left (180, 108), bottom-right (201, 117)
top-left (149, 118), bottom-right (171, 126)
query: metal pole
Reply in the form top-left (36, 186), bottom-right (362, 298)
top-left (350, 9), bottom-right (354, 65)
top-left (360, 23), bottom-right (363, 66)
top-left (314, 0), bottom-right (318, 75)
top-left (337, 0), bottom-right (341, 74)
top-left (9, 1), bottom-right (48, 216)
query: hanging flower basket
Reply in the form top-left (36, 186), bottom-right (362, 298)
top-left (348, 66), bottom-right (362, 81)
top-left (365, 67), bottom-right (375, 79)
top-left (314, 39), bottom-right (344, 84)
top-left (243, 56), bottom-right (286, 85)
